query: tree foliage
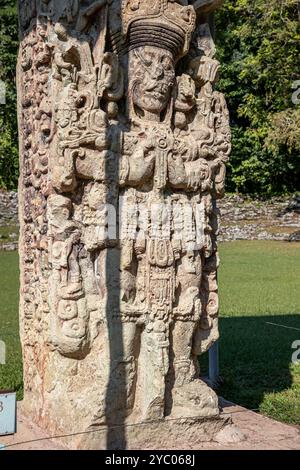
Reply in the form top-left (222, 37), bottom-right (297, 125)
top-left (0, 0), bottom-right (18, 190)
top-left (215, 0), bottom-right (300, 195)
top-left (0, 1), bottom-right (299, 195)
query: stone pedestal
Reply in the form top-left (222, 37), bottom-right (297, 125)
top-left (77, 416), bottom-right (230, 450)
top-left (18, 0), bottom-right (231, 449)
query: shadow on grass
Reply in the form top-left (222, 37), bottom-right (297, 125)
top-left (201, 314), bottom-right (300, 412)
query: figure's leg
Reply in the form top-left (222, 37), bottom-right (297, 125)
top-left (172, 320), bottom-right (196, 387)
top-left (106, 321), bottom-right (138, 422)
top-left (141, 320), bottom-right (170, 421)
top-left (169, 320), bottom-right (219, 419)
top-left (66, 247), bottom-right (82, 293)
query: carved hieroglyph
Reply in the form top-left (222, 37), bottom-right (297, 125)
top-left (18, 0), bottom-right (231, 448)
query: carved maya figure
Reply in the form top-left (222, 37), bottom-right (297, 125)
top-left (18, 0), bottom-right (231, 448)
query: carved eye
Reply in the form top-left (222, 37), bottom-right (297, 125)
top-left (162, 57), bottom-right (172, 71)
top-left (144, 56), bottom-right (152, 67)
top-left (142, 49), bottom-right (153, 66)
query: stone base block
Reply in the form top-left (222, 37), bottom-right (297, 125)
top-left (71, 416), bottom-right (231, 450)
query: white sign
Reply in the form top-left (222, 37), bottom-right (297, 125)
top-left (0, 392), bottom-right (16, 436)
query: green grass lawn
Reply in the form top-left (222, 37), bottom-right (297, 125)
top-left (0, 241), bottom-right (299, 424)
top-left (0, 225), bottom-right (19, 246)
top-left (0, 250), bottom-right (22, 399)
top-left (217, 241), bottom-right (300, 425)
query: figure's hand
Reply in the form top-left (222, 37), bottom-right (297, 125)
top-left (127, 145), bottom-right (155, 185)
top-left (168, 153), bottom-right (187, 188)
top-left (185, 160), bottom-right (210, 190)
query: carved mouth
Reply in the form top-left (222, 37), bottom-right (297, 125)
top-left (145, 84), bottom-right (169, 99)
top-left (182, 95), bottom-right (194, 102)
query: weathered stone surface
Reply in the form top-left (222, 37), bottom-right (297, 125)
top-left (71, 415), bottom-right (230, 450)
top-left (2, 401), bottom-right (300, 450)
top-left (17, 0), bottom-right (230, 448)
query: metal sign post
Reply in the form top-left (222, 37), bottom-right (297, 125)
top-left (209, 340), bottom-right (220, 387)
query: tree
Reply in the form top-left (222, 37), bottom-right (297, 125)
top-left (0, 0), bottom-right (18, 190)
top-left (215, 0), bottom-right (300, 195)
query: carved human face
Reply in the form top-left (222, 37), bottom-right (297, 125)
top-left (130, 46), bottom-right (175, 116)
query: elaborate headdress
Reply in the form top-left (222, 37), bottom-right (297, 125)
top-left (122, 0), bottom-right (196, 60)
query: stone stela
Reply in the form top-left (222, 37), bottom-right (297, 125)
top-left (18, 0), bottom-right (231, 449)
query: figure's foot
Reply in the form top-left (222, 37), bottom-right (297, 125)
top-left (170, 379), bottom-right (219, 419)
top-left (142, 397), bottom-right (165, 422)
